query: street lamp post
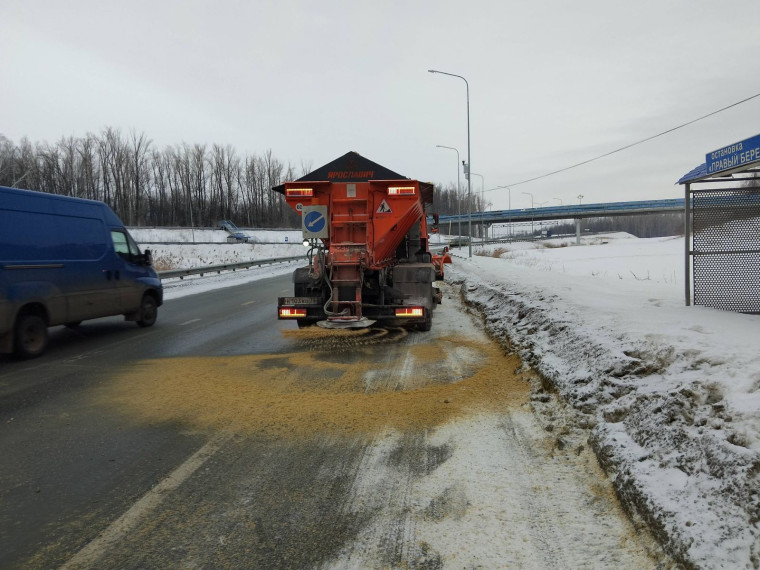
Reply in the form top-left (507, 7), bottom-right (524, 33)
top-left (428, 69), bottom-right (471, 258)
top-left (522, 191), bottom-right (534, 238)
top-left (536, 201), bottom-right (549, 239)
top-left (436, 145), bottom-right (462, 248)
top-left (491, 184), bottom-right (512, 239)
top-left (552, 199), bottom-right (562, 238)
top-left (472, 173), bottom-right (485, 242)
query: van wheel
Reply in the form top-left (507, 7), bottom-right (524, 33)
top-left (14, 314), bottom-right (48, 359)
top-left (137, 295), bottom-right (158, 327)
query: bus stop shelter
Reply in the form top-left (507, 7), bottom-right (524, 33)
top-left (678, 133), bottom-right (760, 312)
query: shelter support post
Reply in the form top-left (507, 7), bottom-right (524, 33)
top-left (684, 183), bottom-right (691, 306)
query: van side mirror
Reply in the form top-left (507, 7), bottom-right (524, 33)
top-left (143, 249), bottom-right (153, 266)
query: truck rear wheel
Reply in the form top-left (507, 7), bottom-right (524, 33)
top-left (418, 308), bottom-right (432, 332)
top-left (14, 314), bottom-right (48, 359)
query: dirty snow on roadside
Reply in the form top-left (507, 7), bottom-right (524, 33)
top-left (450, 232), bottom-right (760, 569)
top-left (322, 288), bottom-right (666, 569)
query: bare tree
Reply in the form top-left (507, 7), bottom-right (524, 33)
top-left (0, 128), bottom-right (314, 228)
top-left (127, 130), bottom-right (152, 225)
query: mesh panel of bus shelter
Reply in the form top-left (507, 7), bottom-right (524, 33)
top-left (691, 188), bottom-right (760, 313)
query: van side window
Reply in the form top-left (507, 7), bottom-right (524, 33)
top-left (111, 230), bottom-right (143, 261)
top-left (111, 230), bottom-right (131, 259)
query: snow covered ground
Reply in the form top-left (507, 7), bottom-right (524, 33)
top-left (451, 233), bottom-right (760, 569)
top-left (129, 227), bottom-right (306, 299)
top-left (132, 226), bottom-right (759, 568)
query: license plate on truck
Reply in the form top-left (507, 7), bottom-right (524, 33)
top-left (278, 297), bottom-right (322, 306)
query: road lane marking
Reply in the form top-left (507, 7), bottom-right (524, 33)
top-left (62, 350), bottom-right (104, 363)
top-left (179, 318), bottom-right (201, 326)
top-left (242, 301), bottom-right (257, 306)
top-left (60, 433), bottom-right (231, 569)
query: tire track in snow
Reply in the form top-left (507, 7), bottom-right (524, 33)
top-left (320, 287), bottom-right (664, 569)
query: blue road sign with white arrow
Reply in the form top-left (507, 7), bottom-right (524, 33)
top-left (301, 206), bottom-right (329, 238)
top-left (304, 210), bottom-right (325, 232)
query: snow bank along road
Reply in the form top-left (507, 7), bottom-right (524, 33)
top-left (0, 273), bottom-right (670, 568)
top-left (451, 233), bottom-right (760, 569)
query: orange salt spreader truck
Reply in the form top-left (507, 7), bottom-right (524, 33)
top-left (273, 152), bottom-right (451, 330)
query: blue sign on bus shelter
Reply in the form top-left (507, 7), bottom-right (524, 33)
top-left (706, 133), bottom-right (760, 175)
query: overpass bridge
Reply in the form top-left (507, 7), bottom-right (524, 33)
top-left (430, 198), bottom-right (687, 245)
top-left (434, 198), bottom-right (685, 226)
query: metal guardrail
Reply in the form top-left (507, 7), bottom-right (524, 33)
top-left (158, 255), bottom-right (305, 280)
top-left (142, 241), bottom-right (233, 245)
top-left (141, 241), bottom-right (297, 245)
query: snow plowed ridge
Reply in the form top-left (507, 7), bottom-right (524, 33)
top-left (452, 265), bottom-right (760, 569)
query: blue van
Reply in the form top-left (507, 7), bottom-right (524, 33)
top-left (0, 186), bottom-right (163, 358)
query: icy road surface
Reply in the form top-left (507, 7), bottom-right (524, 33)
top-left (76, 284), bottom-right (667, 568)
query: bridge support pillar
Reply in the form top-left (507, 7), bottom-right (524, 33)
top-left (575, 219), bottom-right (581, 245)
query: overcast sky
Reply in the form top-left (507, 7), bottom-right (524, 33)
top-left (2, 0), bottom-right (759, 210)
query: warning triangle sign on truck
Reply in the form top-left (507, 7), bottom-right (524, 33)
top-left (376, 200), bottom-right (392, 214)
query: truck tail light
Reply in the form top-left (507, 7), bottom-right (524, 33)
top-left (279, 307), bottom-right (307, 318)
top-left (286, 188), bottom-right (314, 197)
top-left (395, 307), bottom-right (424, 317)
top-left (387, 186), bottom-right (415, 196)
